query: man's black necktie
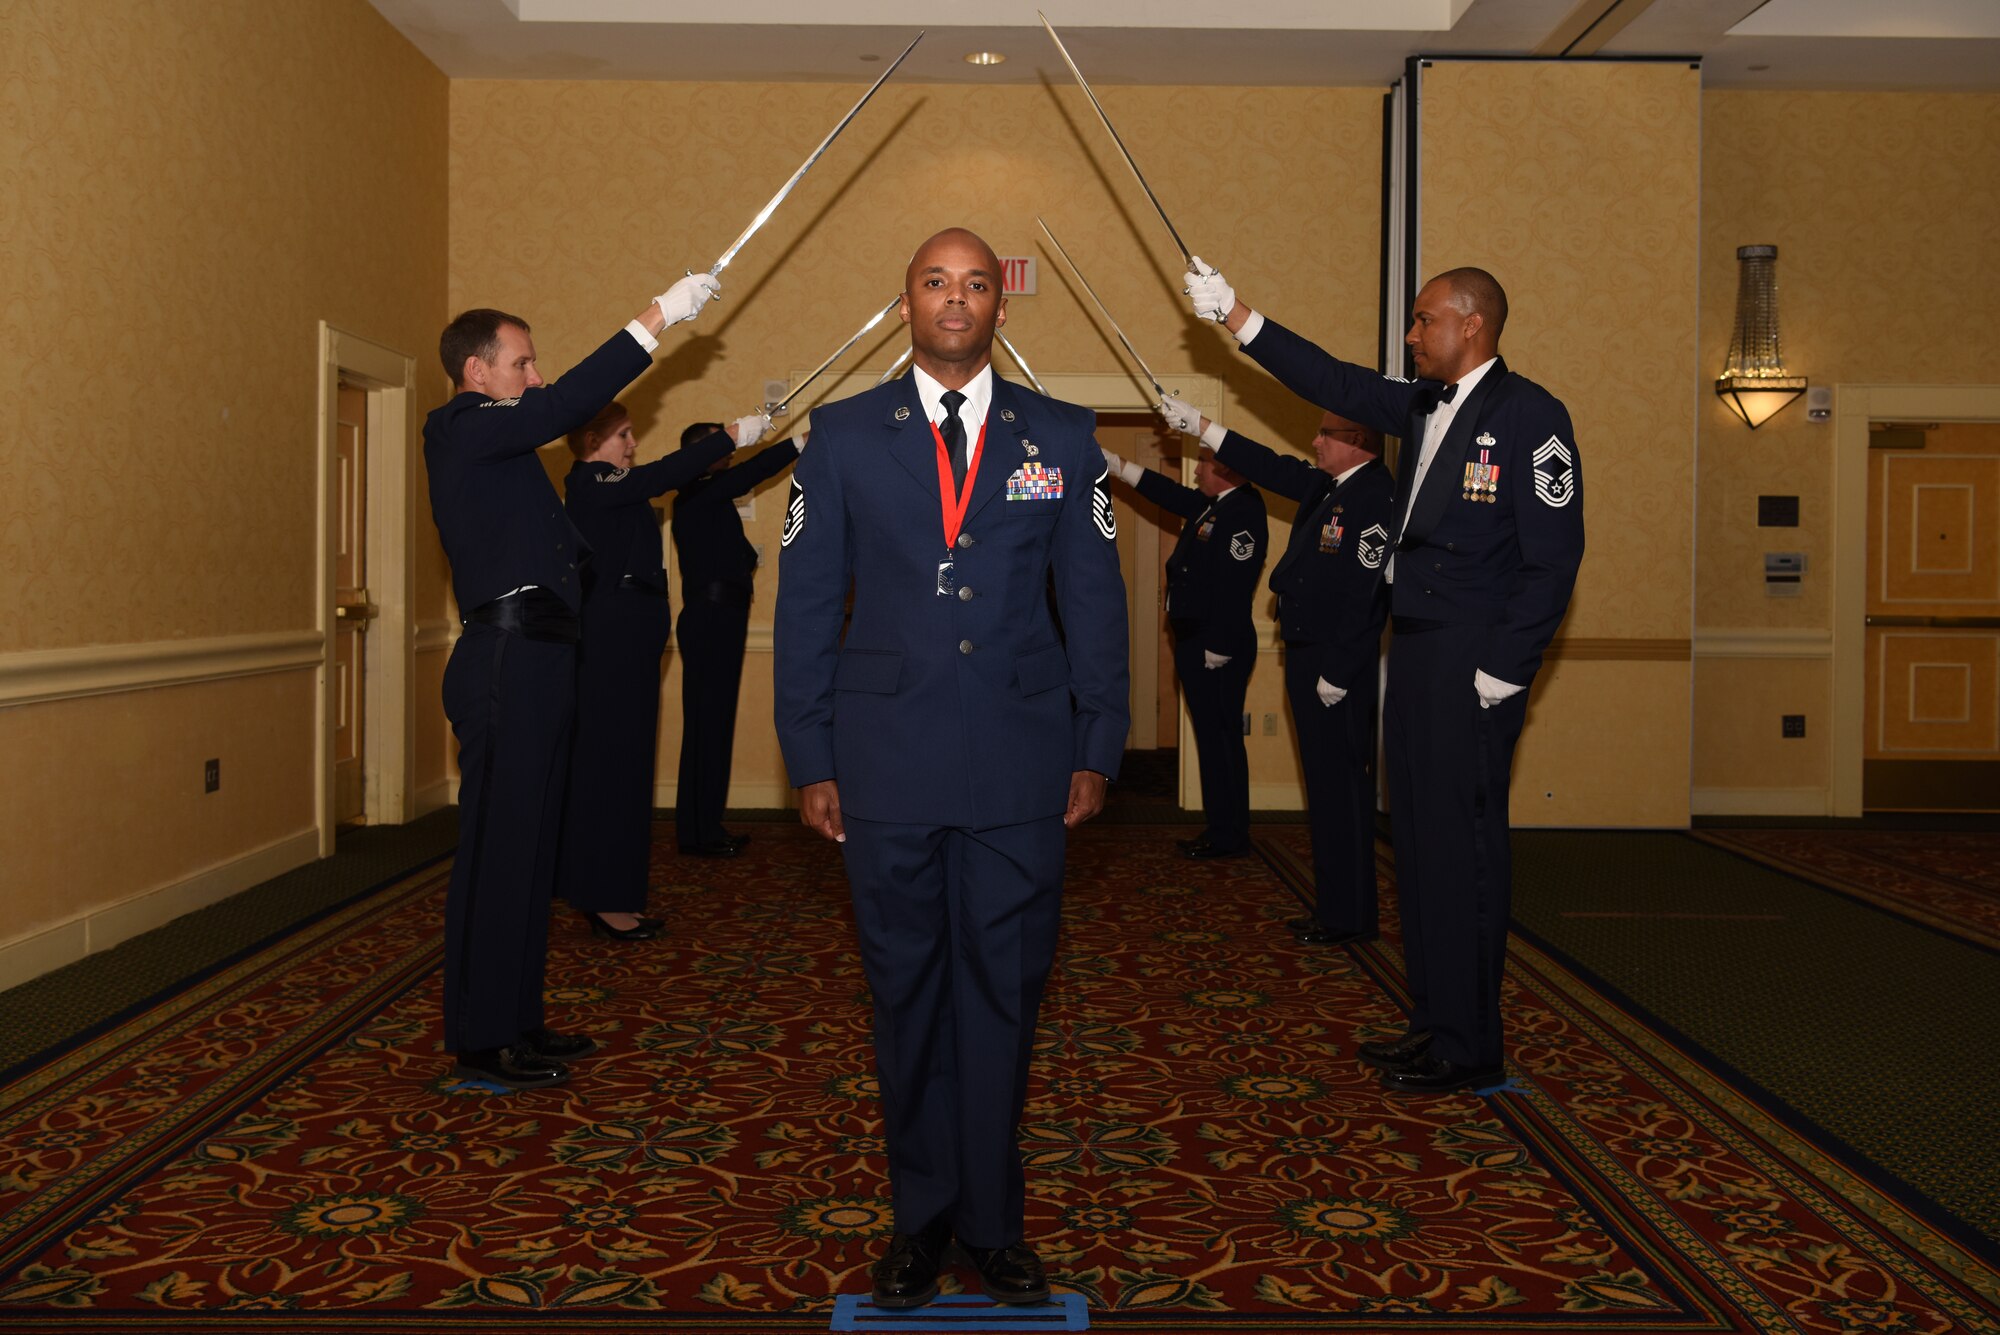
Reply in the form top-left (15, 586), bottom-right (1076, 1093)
top-left (940, 389), bottom-right (968, 491)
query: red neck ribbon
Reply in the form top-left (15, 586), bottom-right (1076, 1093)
top-left (929, 416), bottom-right (988, 551)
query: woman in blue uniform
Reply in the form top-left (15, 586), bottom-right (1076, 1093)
top-left (555, 402), bottom-right (762, 940)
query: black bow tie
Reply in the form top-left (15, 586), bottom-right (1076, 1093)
top-left (1419, 381), bottom-right (1460, 413)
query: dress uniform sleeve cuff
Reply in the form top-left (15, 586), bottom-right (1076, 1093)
top-left (1233, 310), bottom-right (1265, 346)
top-left (1198, 420), bottom-right (1228, 452)
top-left (623, 319), bottom-right (660, 355)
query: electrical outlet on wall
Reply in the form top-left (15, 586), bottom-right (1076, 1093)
top-left (1241, 713), bottom-right (1251, 736)
top-left (1263, 713), bottom-right (1278, 736)
top-left (1782, 715), bottom-right (1806, 738)
top-left (204, 758), bottom-right (220, 793)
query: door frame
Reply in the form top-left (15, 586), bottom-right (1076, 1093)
top-left (315, 323), bottom-right (418, 854)
top-left (1831, 382), bottom-right (2000, 815)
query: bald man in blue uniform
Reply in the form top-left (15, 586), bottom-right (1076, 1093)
top-left (1184, 262), bottom-right (1584, 1095)
top-left (775, 229), bottom-right (1128, 1309)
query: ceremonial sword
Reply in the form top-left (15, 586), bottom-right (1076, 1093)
top-left (1037, 217), bottom-right (1168, 400)
top-left (1038, 12), bottom-right (1193, 269)
top-left (765, 296), bottom-right (903, 417)
top-left (996, 331), bottom-right (1050, 397)
top-left (706, 31), bottom-right (925, 281)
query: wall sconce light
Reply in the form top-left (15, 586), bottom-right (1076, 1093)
top-left (1716, 244), bottom-right (1807, 429)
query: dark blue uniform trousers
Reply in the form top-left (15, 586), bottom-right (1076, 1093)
top-left (1173, 634), bottom-right (1253, 852)
top-left (557, 590), bottom-right (671, 913)
top-left (840, 814), bottom-right (1067, 1249)
top-left (1383, 621), bottom-right (1527, 1070)
top-left (441, 624), bottom-right (576, 1053)
top-left (1284, 648), bottom-right (1378, 934)
top-left (674, 595), bottom-right (751, 850)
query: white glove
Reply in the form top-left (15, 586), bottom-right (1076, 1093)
top-left (1203, 650), bottom-right (1231, 670)
top-left (1185, 256), bottom-right (1235, 323)
top-left (1317, 676), bottom-right (1347, 707)
top-left (1474, 669), bottom-right (1524, 710)
top-left (1100, 445), bottom-right (1124, 476)
top-left (1157, 393), bottom-right (1201, 436)
top-left (655, 272), bottom-right (720, 326)
top-left (729, 413), bottom-right (770, 449)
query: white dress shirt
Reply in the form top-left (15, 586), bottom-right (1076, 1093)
top-left (912, 362), bottom-right (993, 474)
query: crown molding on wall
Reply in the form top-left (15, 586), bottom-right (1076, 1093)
top-left (0, 631), bottom-right (325, 710)
top-left (1693, 627), bottom-right (1834, 658)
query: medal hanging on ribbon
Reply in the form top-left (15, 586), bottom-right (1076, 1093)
top-left (931, 416), bottom-right (988, 596)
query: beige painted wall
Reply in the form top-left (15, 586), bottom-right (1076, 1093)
top-left (1421, 60), bottom-right (1702, 827)
top-left (0, 1), bottom-right (449, 961)
top-left (1693, 91), bottom-right (2000, 810)
top-left (449, 79), bottom-right (1385, 810)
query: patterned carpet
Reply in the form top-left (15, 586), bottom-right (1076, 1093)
top-left (0, 823), bottom-right (1995, 1331)
top-left (1692, 828), bottom-right (2000, 950)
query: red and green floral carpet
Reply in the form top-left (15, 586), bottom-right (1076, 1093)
top-left (0, 823), bottom-right (1993, 1331)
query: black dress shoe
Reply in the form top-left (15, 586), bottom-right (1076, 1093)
top-left (1379, 1052), bottom-right (1506, 1094)
top-left (1356, 1028), bottom-right (1433, 1071)
top-left (959, 1242), bottom-right (1051, 1305)
top-left (521, 1027), bottom-right (600, 1062)
top-left (1173, 834), bottom-right (1213, 853)
top-left (679, 840), bottom-right (741, 858)
top-left (580, 911), bottom-right (662, 941)
top-left (1284, 915), bottom-right (1315, 933)
top-left (721, 830), bottom-right (751, 850)
top-left (1182, 842), bottom-right (1250, 860)
top-left (1293, 925), bottom-right (1379, 947)
top-left (450, 1046), bottom-right (568, 1090)
top-left (870, 1219), bottom-right (951, 1310)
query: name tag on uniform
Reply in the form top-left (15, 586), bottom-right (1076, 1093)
top-left (1006, 462), bottom-right (1063, 501)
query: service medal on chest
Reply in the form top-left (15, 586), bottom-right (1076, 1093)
top-left (1463, 447), bottom-right (1500, 503)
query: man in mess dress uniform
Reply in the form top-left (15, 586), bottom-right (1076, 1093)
top-left (775, 228), bottom-right (1128, 1308)
top-left (1185, 262), bottom-right (1583, 1094)
top-left (424, 271), bottom-right (717, 1090)
top-left (1101, 442), bottom-right (1265, 859)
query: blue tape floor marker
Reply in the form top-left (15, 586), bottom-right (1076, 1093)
top-left (830, 1292), bottom-right (1088, 1331)
top-left (441, 1078), bottom-right (512, 1095)
top-left (1477, 1075), bottom-right (1528, 1096)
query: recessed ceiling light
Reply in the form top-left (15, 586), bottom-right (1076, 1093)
top-left (963, 51), bottom-right (1006, 66)
top-left (859, 53), bottom-right (880, 62)
top-left (1748, 63), bottom-right (1770, 71)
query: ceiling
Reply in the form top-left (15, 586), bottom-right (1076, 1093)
top-left (366, 0), bottom-right (2000, 91)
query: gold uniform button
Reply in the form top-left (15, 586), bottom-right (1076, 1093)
top-left (957, 586), bottom-right (973, 601)
top-left (958, 639), bottom-right (974, 655)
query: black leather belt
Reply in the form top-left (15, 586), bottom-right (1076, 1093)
top-left (688, 578), bottom-right (754, 607)
top-left (466, 588), bottom-right (580, 643)
top-left (616, 575), bottom-right (669, 598)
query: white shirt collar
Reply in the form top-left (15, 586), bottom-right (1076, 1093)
top-left (1207, 484), bottom-right (1237, 504)
top-left (1333, 460), bottom-right (1370, 485)
top-left (1437, 355), bottom-right (1499, 411)
top-left (911, 362), bottom-right (994, 442)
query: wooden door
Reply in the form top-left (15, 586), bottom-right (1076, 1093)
top-left (332, 384), bottom-right (374, 825)
top-left (1864, 422), bottom-right (2000, 809)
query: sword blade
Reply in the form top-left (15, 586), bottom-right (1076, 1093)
top-left (1036, 217), bottom-right (1165, 399)
top-left (996, 331), bottom-right (1049, 397)
top-left (1038, 12), bottom-right (1192, 267)
top-left (874, 345), bottom-right (913, 386)
top-left (710, 31), bottom-right (925, 277)
top-left (769, 296), bottom-right (903, 414)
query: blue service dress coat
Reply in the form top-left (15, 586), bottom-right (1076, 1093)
top-left (555, 433), bottom-right (733, 913)
top-left (1236, 313), bottom-right (1583, 1070)
top-left (771, 369), bottom-right (1129, 1246)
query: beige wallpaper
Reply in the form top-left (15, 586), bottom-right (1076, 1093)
top-left (1421, 60), bottom-right (1701, 826)
top-left (1694, 92), bottom-right (2000, 803)
top-left (1, 0), bottom-right (451, 655)
top-left (0, 0), bottom-right (448, 948)
top-left (451, 79), bottom-right (1386, 806)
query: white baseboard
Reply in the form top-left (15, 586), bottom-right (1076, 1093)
top-left (414, 778), bottom-right (452, 818)
top-left (0, 828), bottom-right (321, 994)
top-left (1690, 786), bottom-right (1830, 817)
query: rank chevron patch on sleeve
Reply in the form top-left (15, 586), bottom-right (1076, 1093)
top-left (1091, 466), bottom-right (1117, 540)
top-left (781, 478), bottom-right (807, 546)
top-left (1532, 437), bottom-right (1576, 508)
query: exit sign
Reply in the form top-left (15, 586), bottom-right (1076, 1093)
top-left (999, 256), bottom-right (1037, 295)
